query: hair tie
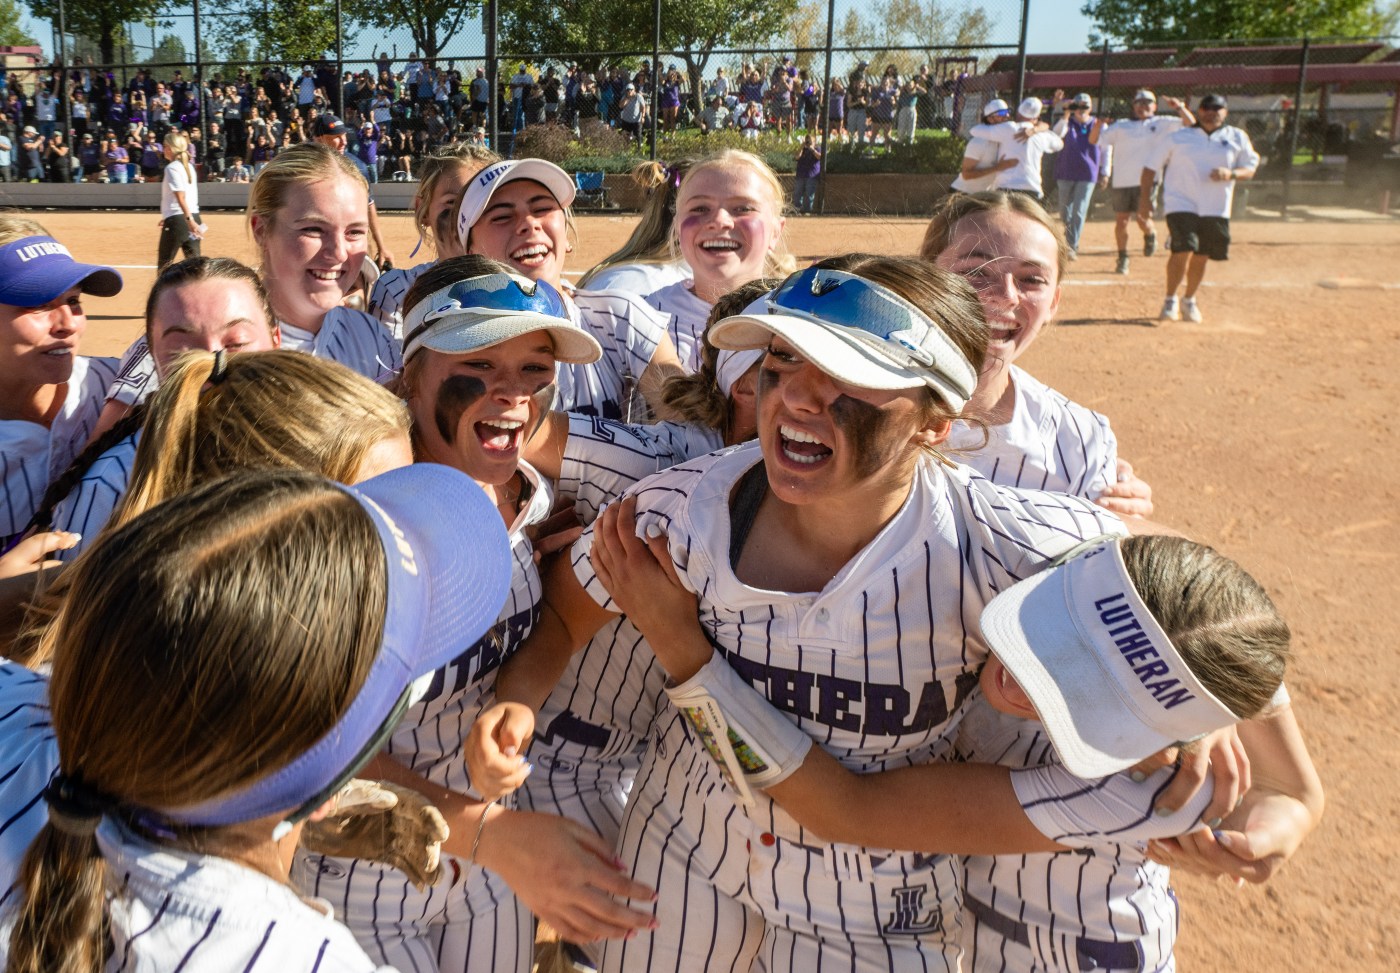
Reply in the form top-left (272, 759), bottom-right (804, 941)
top-left (44, 774), bottom-right (115, 838)
top-left (208, 348), bottom-right (230, 385)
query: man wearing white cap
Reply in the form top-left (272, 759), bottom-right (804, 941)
top-left (1098, 89), bottom-right (1195, 274)
top-left (949, 99), bottom-right (1017, 194)
top-left (967, 96), bottom-right (1063, 200)
top-left (1141, 93), bottom-right (1258, 323)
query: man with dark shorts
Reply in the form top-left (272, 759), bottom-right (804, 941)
top-left (1097, 89), bottom-right (1194, 274)
top-left (1141, 93), bottom-right (1258, 323)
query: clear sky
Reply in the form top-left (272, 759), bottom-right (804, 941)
top-left (1026, 0), bottom-right (1101, 53)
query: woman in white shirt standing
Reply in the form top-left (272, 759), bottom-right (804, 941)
top-left (157, 131), bottom-right (203, 268)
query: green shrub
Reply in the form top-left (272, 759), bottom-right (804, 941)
top-left (506, 123), bottom-right (968, 176)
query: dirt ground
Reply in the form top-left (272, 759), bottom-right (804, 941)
top-left (31, 208), bottom-right (1400, 971)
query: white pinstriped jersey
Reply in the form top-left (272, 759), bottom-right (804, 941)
top-left (578, 444), bottom-right (1124, 949)
top-left (522, 418), bottom-right (725, 836)
top-left (956, 701), bottom-right (1211, 972)
top-left (949, 366), bottom-right (1118, 501)
top-left (106, 335), bottom-right (158, 407)
top-left (277, 307), bottom-right (403, 383)
top-left (0, 664), bottom-right (57, 911)
top-left (557, 289), bottom-right (667, 421)
top-left (1, 355), bottom-right (117, 544)
top-left (89, 820), bottom-right (391, 973)
top-left (49, 431), bottom-right (139, 561)
top-left (382, 463), bottom-right (549, 796)
top-left (105, 308), bottom-right (402, 413)
top-left (646, 279), bottom-right (712, 373)
top-left (367, 261), bottom-right (430, 341)
top-left (583, 260), bottom-right (691, 297)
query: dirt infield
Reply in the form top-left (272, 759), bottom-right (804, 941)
top-left (32, 208), bottom-right (1400, 971)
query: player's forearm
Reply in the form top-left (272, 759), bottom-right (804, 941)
top-left (765, 748), bottom-right (1060, 854)
top-left (493, 611), bottom-right (577, 714)
top-left (1237, 703), bottom-right (1324, 826)
top-left (638, 334), bottom-right (687, 421)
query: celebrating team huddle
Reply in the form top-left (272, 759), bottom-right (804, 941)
top-left (0, 115), bottom-right (1319, 973)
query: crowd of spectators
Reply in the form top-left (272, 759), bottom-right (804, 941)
top-left (0, 52), bottom-right (957, 184)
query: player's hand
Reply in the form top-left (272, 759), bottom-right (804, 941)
top-left (1141, 725), bottom-right (1250, 825)
top-left (377, 246), bottom-right (396, 270)
top-left (1164, 96), bottom-right (1184, 111)
top-left (1014, 126), bottom-right (1033, 142)
top-left (1095, 459), bottom-right (1154, 518)
top-left (1147, 789), bottom-right (1313, 884)
top-left (996, 158), bottom-right (1018, 172)
top-left (528, 505), bottom-right (584, 565)
top-left (591, 496), bottom-right (697, 636)
top-left (1210, 167), bottom-right (1232, 182)
top-left (0, 530), bottom-right (80, 579)
top-left (299, 779), bottom-right (449, 890)
top-left (465, 702), bottom-right (535, 800)
top-left (476, 810), bottom-right (657, 943)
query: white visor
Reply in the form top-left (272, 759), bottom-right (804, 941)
top-left (980, 538), bottom-right (1242, 779)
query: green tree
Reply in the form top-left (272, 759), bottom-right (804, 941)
top-left (499, 0), bottom-right (798, 105)
top-left (25, 0), bottom-right (164, 64)
top-left (209, 0), bottom-right (349, 65)
top-left (0, 0), bottom-right (35, 47)
top-left (344, 0), bottom-right (481, 63)
top-left (840, 0), bottom-right (994, 77)
top-left (1082, 0), bottom-right (1390, 46)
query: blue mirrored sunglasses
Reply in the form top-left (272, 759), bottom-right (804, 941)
top-left (768, 267), bottom-right (936, 366)
top-left (405, 273), bottom-right (567, 348)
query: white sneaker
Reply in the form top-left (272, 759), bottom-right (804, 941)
top-left (1182, 297), bottom-right (1203, 323)
top-left (1159, 297), bottom-right (1180, 322)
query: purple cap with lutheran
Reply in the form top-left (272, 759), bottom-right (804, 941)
top-left (0, 235), bottom-right (122, 307)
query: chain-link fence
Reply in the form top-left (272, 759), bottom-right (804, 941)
top-left (3, 4), bottom-right (1399, 214)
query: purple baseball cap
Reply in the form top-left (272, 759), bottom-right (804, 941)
top-left (159, 462), bottom-right (513, 828)
top-left (0, 236), bottom-right (122, 307)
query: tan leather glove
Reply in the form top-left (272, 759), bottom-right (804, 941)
top-left (299, 779), bottom-right (450, 890)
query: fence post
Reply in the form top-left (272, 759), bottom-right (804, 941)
top-left (486, 0), bottom-right (498, 152)
top-left (816, 0), bottom-right (836, 215)
top-left (194, 0), bottom-right (209, 164)
top-left (57, 0), bottom-right (71, 145)
top-left (334, 0), bottom-right (343, 114)
top-left (1097, 39), bottom-right (1109, 111)
top-left (649, 0), bottom-right (661, 160)
top-left (1013, 0), bottom-right (1030, 102)
top-left (1282, 36), bottom-right (1309, 218)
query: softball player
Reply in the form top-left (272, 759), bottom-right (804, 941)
top-left (473, 282), bottom-right (776, 858)
top-left (368, 143), bottom-right (501, 339)
top-left (921, 191), bottom-right (1154, 516)
top-left (0, 216), bottom-right (121, 549)
top-left (93, 143), bottom-right (402, 430)
top-left (598, 510), bottom-right (1314, 973)
top-left (494, 257), bottom-right (1123, 972)
top-left (967, 98), bottom-right (1063, 200)
top-left (0, 466), bottom-right (512, 973)
top-left (296, 257), bottom-right (656, 973)
top-left (39, 258), bottom-right (281, 556)
top-left (456, 158), bottom-right (684, 420)
top-left (645, 150), bottom-right (792, 372)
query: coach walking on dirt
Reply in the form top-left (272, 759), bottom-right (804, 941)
top-left (1141, 93), bottom-right (1258, 324)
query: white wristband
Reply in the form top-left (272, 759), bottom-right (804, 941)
top-left (666, 655), bottom-right (813, 807)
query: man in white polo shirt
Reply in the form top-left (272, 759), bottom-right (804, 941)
top-left (1097, 88), bottom-right (1195, 274)
top-left (1141, 93), bottom-right (1258, 323)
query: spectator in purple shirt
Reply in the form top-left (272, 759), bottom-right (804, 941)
top-left (1052, 90), bottom-right (1108, 258)
top-left (793, 134), bottom-right (822, 214)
